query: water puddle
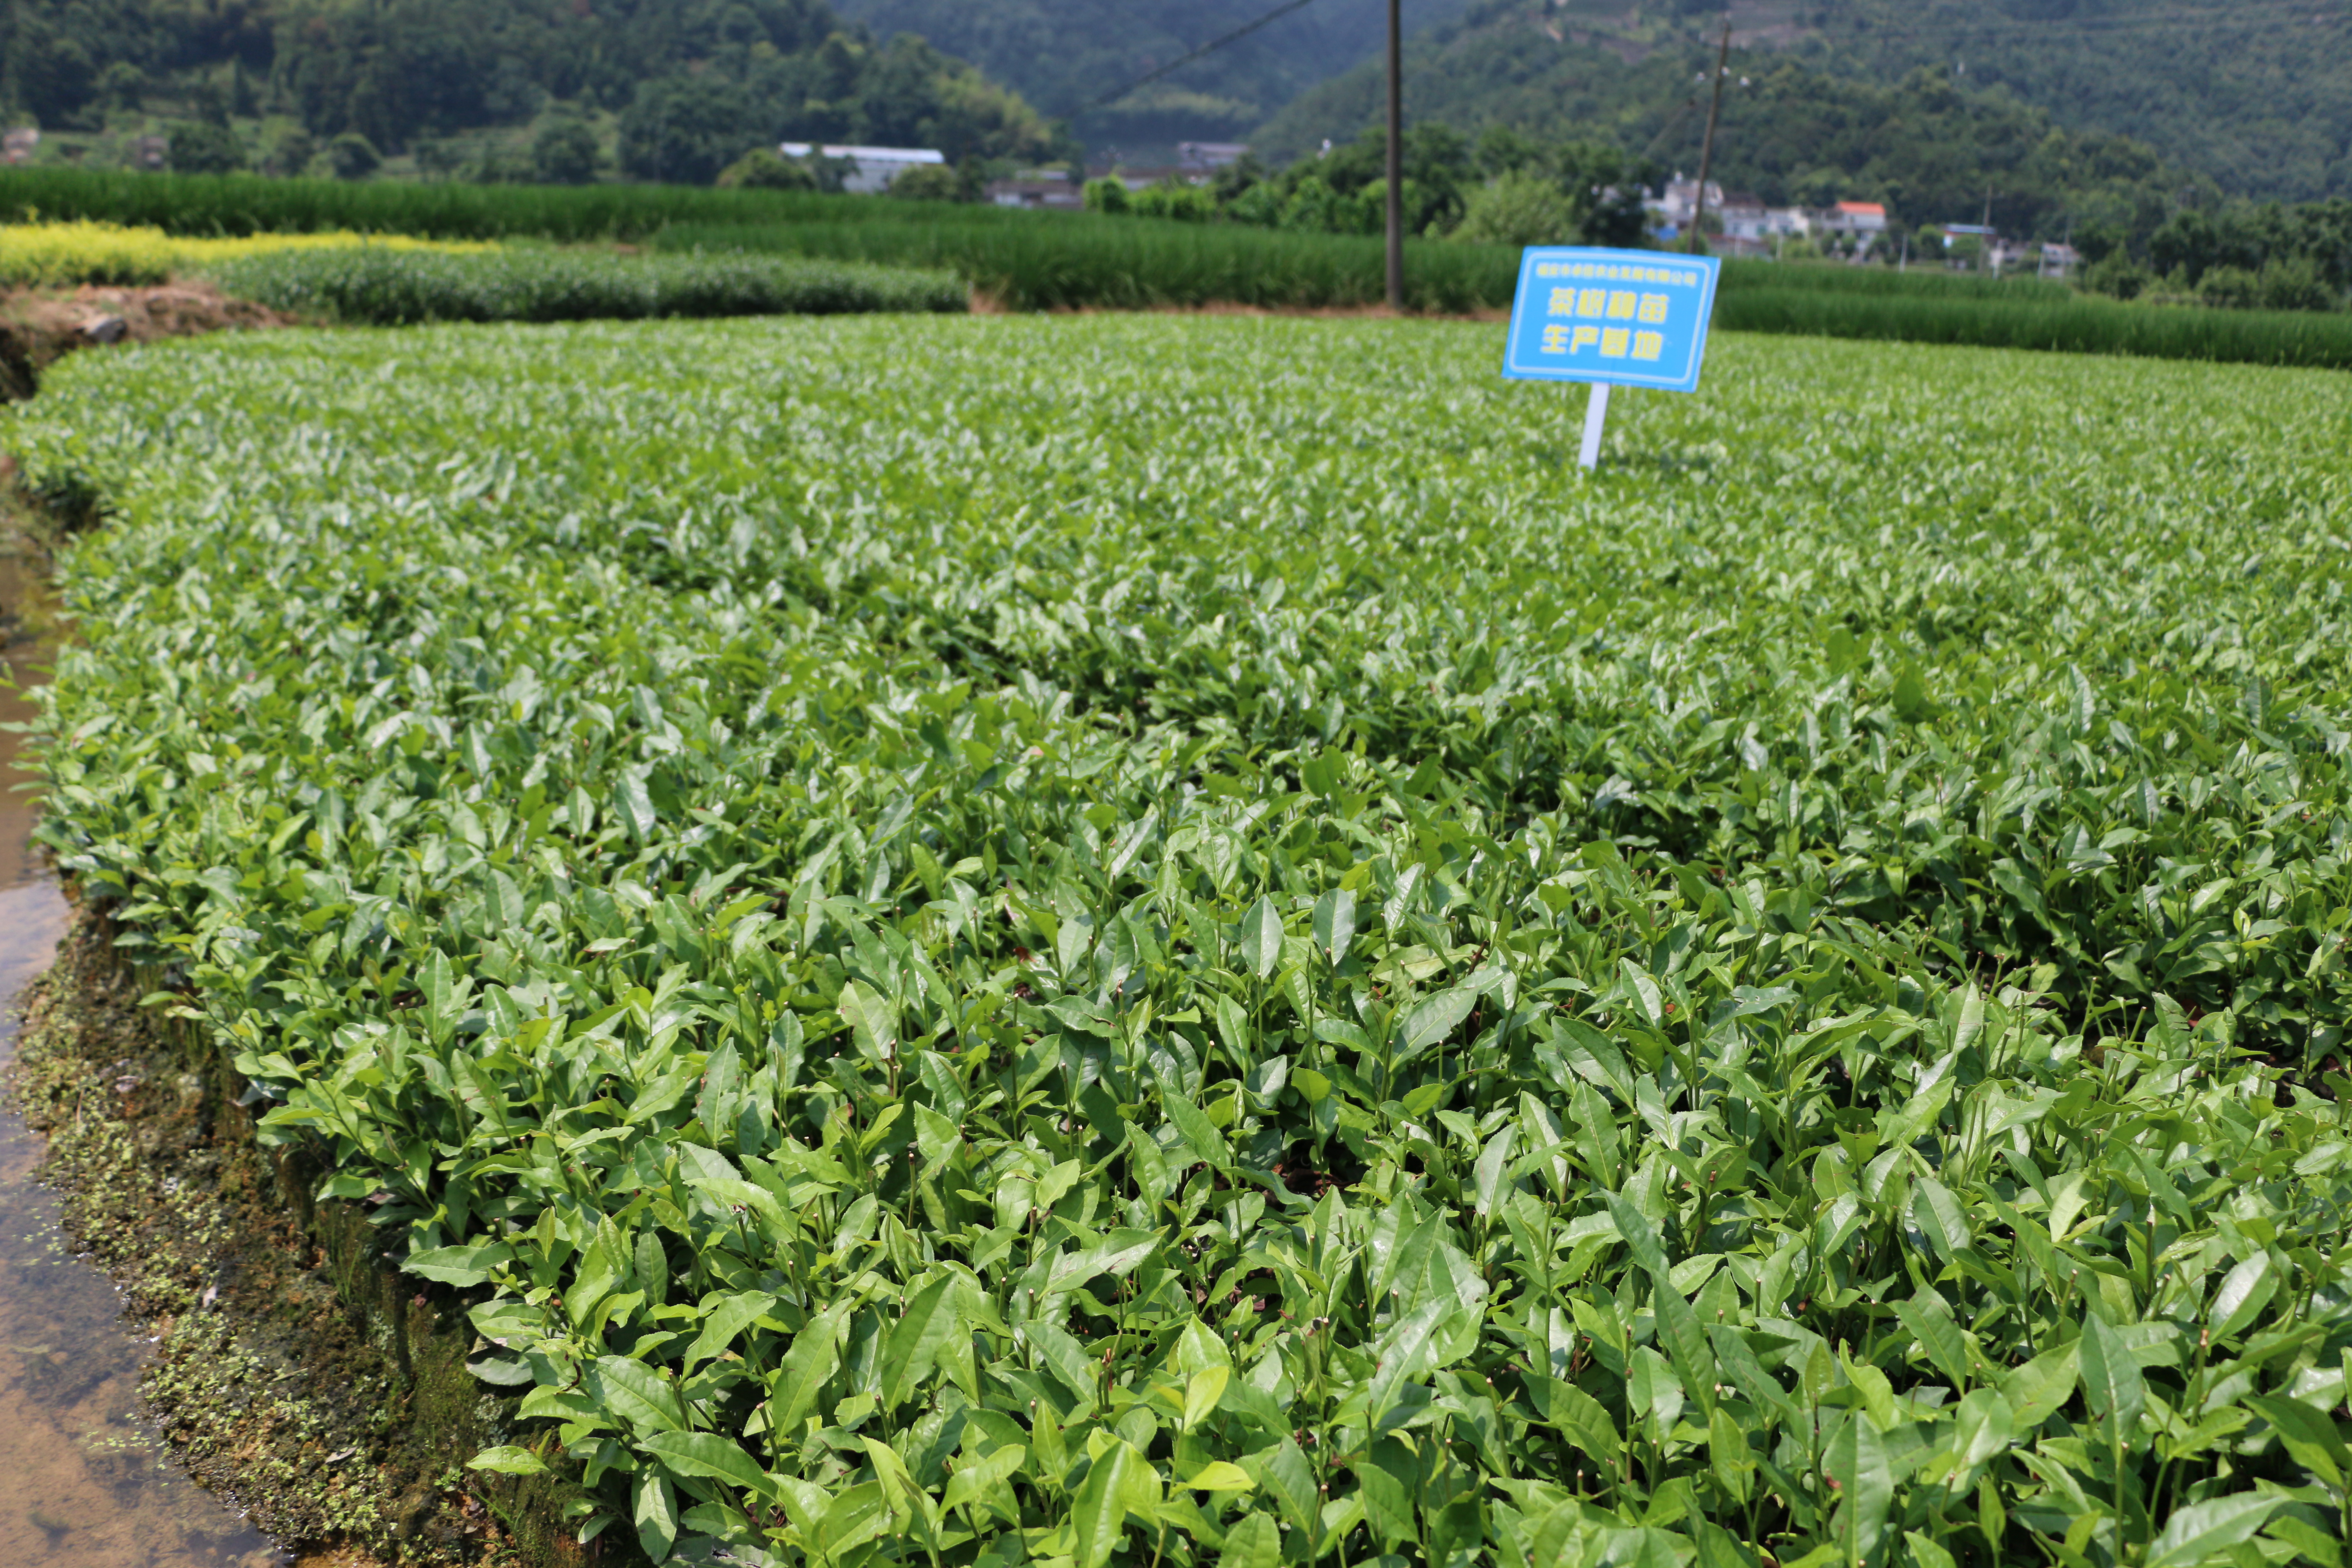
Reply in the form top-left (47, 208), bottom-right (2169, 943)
top-left (0, 554), bottom-right (284, 1567)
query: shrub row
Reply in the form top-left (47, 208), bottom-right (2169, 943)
top-left (1716, 257), bottom-right (2076, 303)
top-left (0, 220), bottom-right (493, 289)
top-left (204, 247), bottom-right (967, 324)
top-left (1719, 286), bottom-right (2352, 370)
top-left (655, 220), bottom-right (1519, 314)
top-left (16, 317), bottom-right (2352, 1568)
top-left (0, 165), bottom-right (1006, 242)
top-left (12, 165), bottom-right (2342, 363)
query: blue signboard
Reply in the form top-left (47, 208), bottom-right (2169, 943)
top-left (1501, 247), bottom-right (1721, 394)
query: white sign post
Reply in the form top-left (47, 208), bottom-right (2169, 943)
top-left (1577, 383), bottom-right (1611, 472)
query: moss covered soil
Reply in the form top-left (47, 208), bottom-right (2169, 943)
top-left (8, 900), bottom-right (540, 1566)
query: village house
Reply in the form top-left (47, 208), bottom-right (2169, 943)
top-left (986, 172), bottom-right (1085, 210)
top-left (779, 143), bottom-right (945, 195)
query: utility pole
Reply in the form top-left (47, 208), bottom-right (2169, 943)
top-left (1385, 0), bottom-right (1404, 310)
top-left (1687, 18), bottom-right (1732, 255)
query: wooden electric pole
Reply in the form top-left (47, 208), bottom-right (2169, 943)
top-left (1385, 0), bottom-right (1404, 310)
top-left (1687, 18), bottom-right (1732, 255)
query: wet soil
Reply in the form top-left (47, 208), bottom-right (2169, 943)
top-left (0, 548), bottom-right (531, 1565)
top-left (0, 556), bottom-right (282, 1566)
top-left (12, 901), bottom-right (511, 1564)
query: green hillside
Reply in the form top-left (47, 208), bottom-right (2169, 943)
top-left (828, 0), bottom-right (1462, 150)
top-left (1256, 34), bottom-right (2183, 238)
top-left (1260, 0), bottom-right (2352, 204)
top-left (1810, 0), bottom-right (2352, 205)
top-left (0, 0), bottom-right (1060, 177)
top-left (5, 0), bottom-right (2343, 206)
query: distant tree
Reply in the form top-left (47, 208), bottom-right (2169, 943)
top-left (168, 121), bottom-right (245, 175)
top-left (1082, 176), bottom-right (1129, 214)
top-left (96, 61), bottom-right (146, 118)
top-left (2194, 265), bottom-right (2261, 309)
top-left (1130, 178), bottom-right (1213, 220)
top-left (1305, 124), bottom-right (1470, 236)
top-left (187, 80), bottom-right (231, 128)
top-left (256, 119), bottom-right (316, 178)
top-left (1472, 125), bottom-right (1543, 181)
top-left (412, 136), bottom-right (460, 182)
top-left (1557, 144), bottom-right (1652, 247)
top-left (532, 116), bottom-right (601, 185)
top-left (1452, 171), bottom-right (1572, 247)
top-left (1787, 165), bottom-right (1848, 209)
top-left (1209, 152), bottom-right (1268, 206)
top-left (2254, 257), bottom-right (2337, 311)
top-left (888, 162), bottom-right (966, 202)
top-left (1278, 175), bottom-right (1372, 235)
top-left (2073, 223), bottom-right (2127, 264)
top-left (2083, 250), bottom-right (2151, 299)
top-left (326, 132), bottom-right (382, 181)
top-left (619, 74), bottom-right (755, 186)
top-left (715, 147), bottom-right (817, 190)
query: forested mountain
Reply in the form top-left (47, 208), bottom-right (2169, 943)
top-left (1805, 0), bottom-right (2352, 205)
top-left (827, 0), bottom-right (1461, 148)
top-left (1255, 29), bottom-right (2190, 239)
top-left (3, 0), bottom-right (2343, 210)
top-left (0, 0), bottom-right (1057, 170)
top-left (1263, 0), bottom-right (2352, 204)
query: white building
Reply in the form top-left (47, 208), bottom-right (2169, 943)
top-left (1177, 142), bottom-right (1250, 172)
top-left (780, 143), bottom-right (945, 195)
top-left (1719, 196), bottom-right (1812, 244)
top-left (1819, 201), bottom-right (1889, 238)
top-left (1646, 176), bottom-right (1724, 233)
top-left (2037, 242), bottom-right (2082, 279)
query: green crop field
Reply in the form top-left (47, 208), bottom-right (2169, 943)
top-left (204, 247), bottom-right (967, 325)
top-left (12, 166), bottom-right (2348, 365)
top-left (13, 317), bottom-right (2352, 1568)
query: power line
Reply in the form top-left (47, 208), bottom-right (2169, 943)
top-left (1076, 0), bottom-right (1326, 116)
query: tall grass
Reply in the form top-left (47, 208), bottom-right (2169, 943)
top-left (657, 218), bottom-right (1522, 312)
top-left (0, 165), bottom-right (1522, 311)
top-left (205, 247), bottom-right (965, 325)
top-left (0, 165), bottom-right (1026, 241)
top-left (1718, 256), bottom-right (2075, 302)
top-left (16, 166), bottom-right (2341, 366)
top-left (1720, 286), bottom-right (2352, 369)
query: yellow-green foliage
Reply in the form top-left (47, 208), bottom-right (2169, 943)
top-left (0, 222), bottom-right (496, 289)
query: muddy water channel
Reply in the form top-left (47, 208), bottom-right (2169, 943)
top-left (0, 557), bottom-right (284, 1568)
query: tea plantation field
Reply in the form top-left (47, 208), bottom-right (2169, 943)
top-left (12, 317), bottom-right (2352, 1568)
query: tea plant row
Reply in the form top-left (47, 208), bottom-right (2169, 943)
top-left (204, 248), bottom-right (966, 325)
top-left (15, 317), bottom-right (2352, 1568)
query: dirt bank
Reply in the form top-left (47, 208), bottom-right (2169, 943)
top-left (8, 903), bottom-right (588, 1566)
top-left (0, 283), bottom-right (291, 400)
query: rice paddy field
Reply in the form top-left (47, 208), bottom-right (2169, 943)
top-left (11, 315), bottom-right (2352, 1568)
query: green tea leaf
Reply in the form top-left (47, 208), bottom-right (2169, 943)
top-left (467, 1445), bottom-right (549, 1476)
top-left (878, 1274), bottom-right (962, 1410)
top-left (640, 1430), bottom-right (767, 1493)
top-left (1240, 894), bottom-right (1283, 980)
top-left (2077, 1314), bottom-right (2146, 1432)
top-left (2145, 1494), bottom-right (2283, 1568)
